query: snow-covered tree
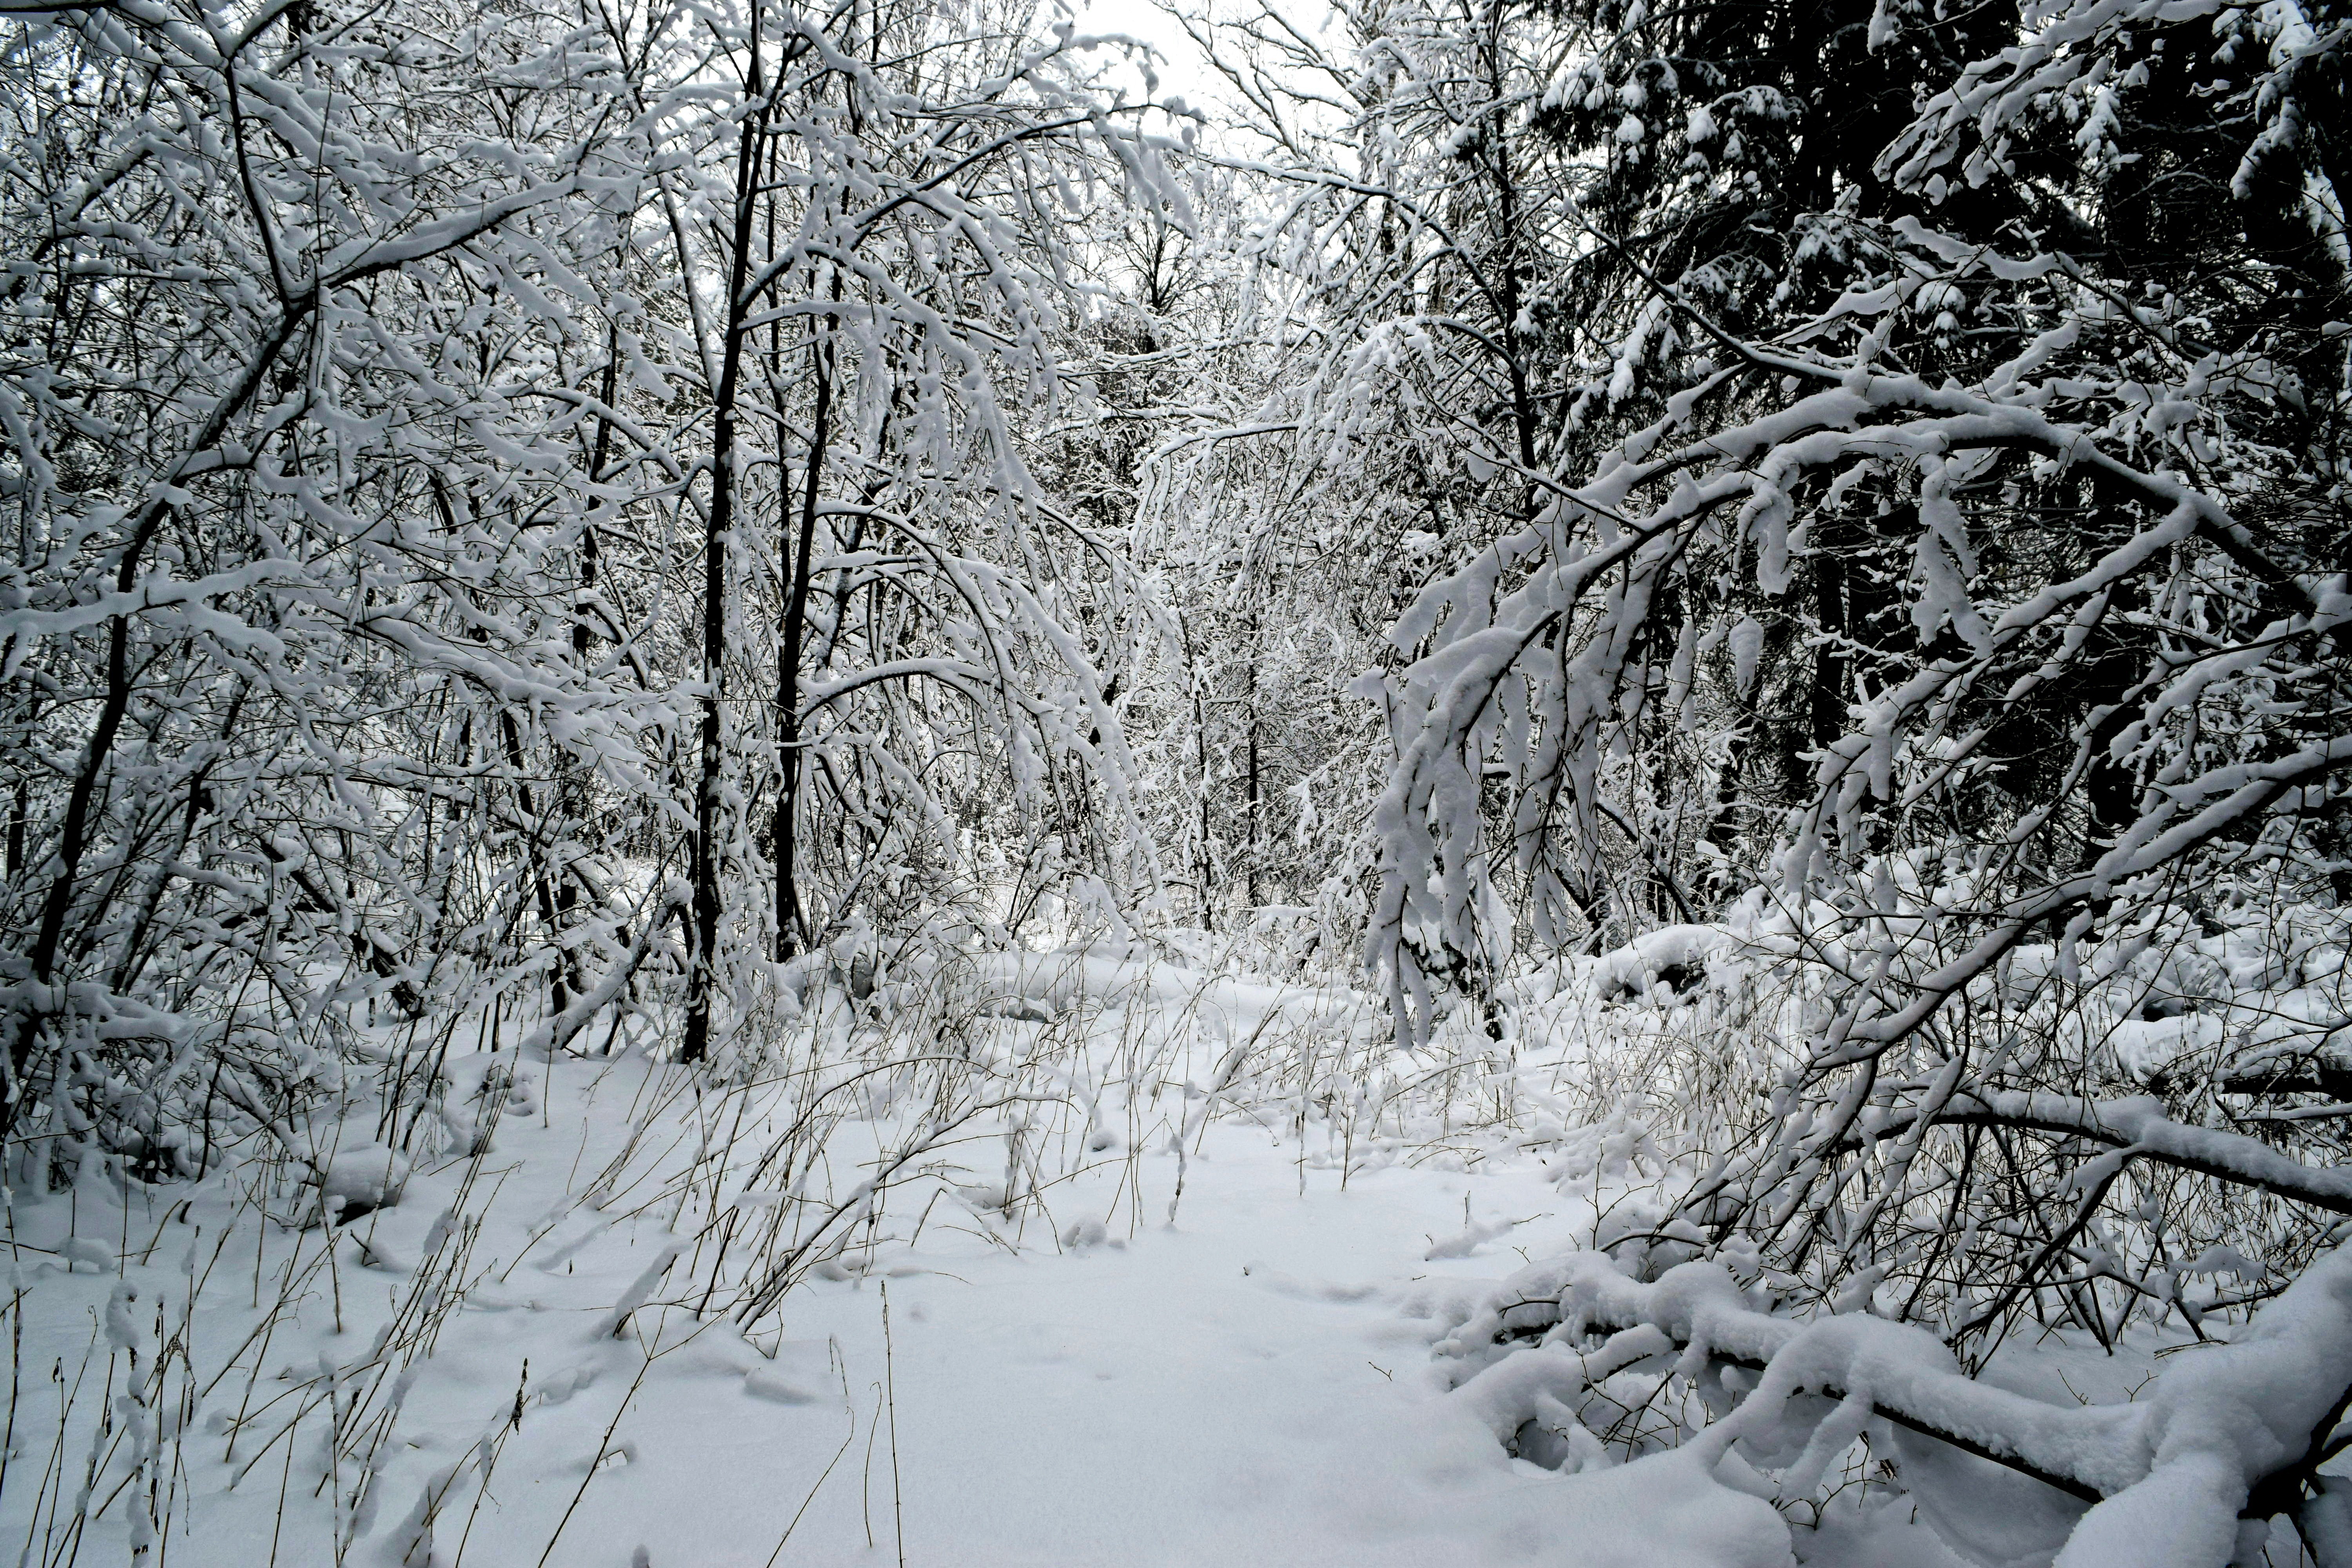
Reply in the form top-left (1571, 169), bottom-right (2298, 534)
top-left (0, 0), bottom-right (647, 1159)
top-left (604, 0), bottom-right (1187, 1059)
top-left (9, 0), bottom-right (2352, 1560)
top-left (1163, 0), bottom-right (2352, 1555)
top-left (0, 0), bottom-right (1185, 1148)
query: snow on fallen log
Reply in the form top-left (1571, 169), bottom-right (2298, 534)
top-left (1441, 1254), bottom-right (2131, 1499)
top-left (1439, 1243), bottom-right (2352, 1565)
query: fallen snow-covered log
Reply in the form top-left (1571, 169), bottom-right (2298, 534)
top-left (1441, 1246), bottom-right (2352, 1566)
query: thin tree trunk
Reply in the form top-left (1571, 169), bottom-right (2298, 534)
top-left (27, 301), bottom-right (315, 992)
top-left (1183, 620), bottom-right (1214, 931)
top-left (682, 25), bottom-right (771, 1066)
top-left (775, 278), bottom-right (837, 963)
top-left (11, 298), bottom-right (315, 1133)
top-left (5, 680), bottom-right (32, 882)
top-left (1245, 599), bottom-right (1262, 911)
top-left (550, 347), bottom-right (621, 1017)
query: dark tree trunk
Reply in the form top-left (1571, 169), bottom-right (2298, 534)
top-left (682, 28), bottom-right (772, 1066)
top-left (774, 281), bottom-right (836, 963)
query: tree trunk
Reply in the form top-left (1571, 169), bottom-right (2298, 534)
top-left (774, 278), bottom-right (837, 963)
top-left (682, 25), bottom-right (771, 1066)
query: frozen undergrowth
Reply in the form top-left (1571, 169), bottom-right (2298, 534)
top-left (6, 914), bottom-right (2351, 1568)
top-left (0, 937), bottom-right (1504, 1568)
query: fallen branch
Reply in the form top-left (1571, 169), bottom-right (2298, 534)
top-left (1441, 1241), bottom-right (2352, 1558)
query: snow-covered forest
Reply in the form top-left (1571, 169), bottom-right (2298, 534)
top-left (2, 0), bottom-right (2348, 1561)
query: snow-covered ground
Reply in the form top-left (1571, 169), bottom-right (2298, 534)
top-left (26, 919), bottom-right (2338, 1568)
top-left (3, 991), bottom-right (1979, 1568)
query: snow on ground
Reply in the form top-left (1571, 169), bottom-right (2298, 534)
top-left (2, 961), bottom-right (1982, 1567)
